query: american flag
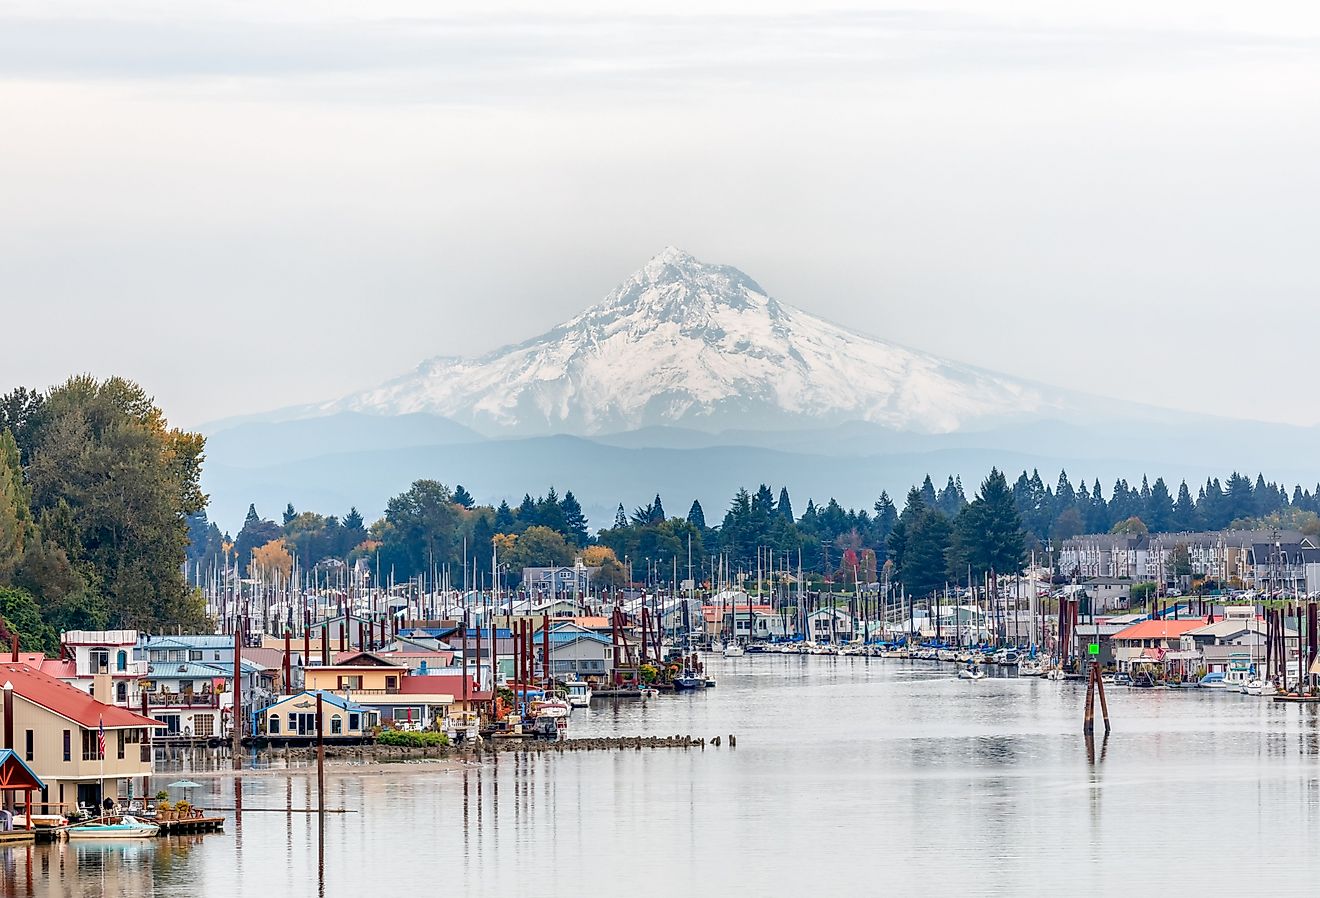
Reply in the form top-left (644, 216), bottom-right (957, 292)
top-left (97, 716), bottom-right (105, 759)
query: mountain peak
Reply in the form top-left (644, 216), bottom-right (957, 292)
top-left (321, 250), bottom-right (1070, 435)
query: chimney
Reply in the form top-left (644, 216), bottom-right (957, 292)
top-left (93, 671), bottom-right (112, 706)
top-left (10, 635), bottom-right (17, 662)
top-left (3, 682), bottom-right (13, 751)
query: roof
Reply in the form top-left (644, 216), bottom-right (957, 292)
top-left (141, 635), bottom-right (232, 650)
top-left (547, 632), bottom-right (613, 648)
top-left (1110, 619), bottom-right (1207, 642)
top-left (0, 749), bottom-right (45, 791)
top-left (146, 662), bottom-right (230, 679)
top-left (322, 651), bottom-right (406, 668)
top-left (261, 690), bottom-right (367, 713)
top-left (0, 663), bottom-right (163, 729)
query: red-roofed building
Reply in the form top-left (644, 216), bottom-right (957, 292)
top-left (0, 661), bottom-right (161, 814)
top-left (1110, 619), bottom-right (1207, 672)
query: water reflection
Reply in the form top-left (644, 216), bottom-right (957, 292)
top-left (12, 659), bottom-right (1320, 894)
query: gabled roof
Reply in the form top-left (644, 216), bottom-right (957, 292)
top-left (0, 663), bottom-right (163, 729)
top-left (324, 651), bottom-right (406, 668)
top-left (261, 690), bottom-right (368, 714)
top-left (547, 632), bottom-right (613, 649)
top-left (1110, 619), bottom-right (1206, 641)
top-left (0, 749), bottom-right (45, 791)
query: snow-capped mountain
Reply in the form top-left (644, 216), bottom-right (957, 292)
top-left (319, 247), bottom-right (1072, 435)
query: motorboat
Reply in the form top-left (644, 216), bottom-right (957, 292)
top-left (1045, 667), bottom-right (1065, 681)
top-left (673, 670), bottom-right (706, 691)
top-left (563, 680), bottom-right (592, 708)
top-left (957, 664), bottom-right (985, 681)
top-left (639, 686), bottom-right (659, 700)
top-left (66, 815), bottom-right (160, 839)
top-left (531, 697), bottom-right (571, 719)
top-left (1198, 672), bottom-right (1229, 689)
top-left (722, 642), bottom-right (745, 658)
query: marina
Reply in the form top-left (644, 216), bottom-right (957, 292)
top-left (8, 655), bottom-right (1320, 895)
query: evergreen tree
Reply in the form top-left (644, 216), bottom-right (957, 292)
top-left (537, 487), bottom-right (568, 534)
top-left (495, 500), bottom-right (517, 532)
top-left (873, 492), bottom-right (898, 547)
top-left (651, 494), bottom-right (666, 523)
top-left (1086, 478), bottom-right (1109, 533)
top-left (235, 505), bottom-right (282, 571)
top-left (516, 493), bottom-right (537, 529)
top-left (900, 508), bottom-right (952, 597)
top-left (1172, 482), bottom-right (1197, 531)
top-left (283, 503), bottom-right (297, 526)
top-left (687, 500), bottom-right (707, 530)
top-left (452, 485), bottom-right (475, 509)
top-left (1055, 470), bottom-right (1076, 518)
top-left (919, 475), bottom-right (938, 509)
top-left (776, 487), bottom-right (794, 521)
top-left (949, 468), bottom-right (1026, 578)
top-left (936, 476), bottom-right (967, 518)
top-left (559, 490), bottom-right (590, 547)
top-left (1146, 477), bottom-right (1174, 533)
top-left (612, 503), bottom-right (628, 530)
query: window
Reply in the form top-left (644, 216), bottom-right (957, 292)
top-left (349, 713), bottom-right (360, 731)
top-left (90, 649), bottom-right (109, 673)
top-left (189, 650), bottom-right (202, 662)
top-left (116, 650), bottom-right (128, 671)
top-left (385, 676), bottom-right (398, 691)
top-left (214, 652), bottom-right (221, 661)
top-left (63, 730), bottom-right (71, 762)
top-left (82, 730), bottom-right (100, 761)
top-left (118, 730), bottom-right (126, 760)
top-left (116, 682), bottom-right (127, 703)
top-left (193, 715), bottom-right (214, 737)
top-left (269, 715), bottom-right (281, 734)
top-left (331, 715), bottom-right (343, 735)
top-left (24, 729), bottom-right (33, 762)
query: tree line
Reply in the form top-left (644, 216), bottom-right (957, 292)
top-left (1, 378), bottom-right (207, 652)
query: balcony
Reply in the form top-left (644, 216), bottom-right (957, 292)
top-left (79, 660), bottom-right (150, 678)
top-left (146, 691), bottom-right (221, 708)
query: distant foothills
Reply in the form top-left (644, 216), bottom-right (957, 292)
top-left (3, 377), bottom-right (1318, 657)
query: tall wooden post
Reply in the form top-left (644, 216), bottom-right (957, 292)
top-left (542, 614), bottom-right (550, 690)
top-left (315, 692), bottom-right (325, 812)
top-left (232, 618), bottom-right (243, 769)
top-left (283, 630), bottom-right (292, 694)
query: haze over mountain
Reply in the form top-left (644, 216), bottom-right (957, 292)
top-left (201, 249), bottom-right (1314, 530)
top-left (308, 247), bottom-right (1078, 436)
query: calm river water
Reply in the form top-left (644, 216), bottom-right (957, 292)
top-left (6, 656), bottom-right (1320, 896)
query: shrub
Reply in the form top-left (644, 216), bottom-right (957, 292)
top-left (375, 729), bottom-right (449, 748)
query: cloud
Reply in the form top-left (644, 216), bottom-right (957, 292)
top-left (0, 8), bottom-right (1313, 102)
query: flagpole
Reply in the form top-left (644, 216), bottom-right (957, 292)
top-left (98, 714), bottom-right (105, 813)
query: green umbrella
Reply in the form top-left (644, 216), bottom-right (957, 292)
top-left (167, 780), bottom-right (203, 801)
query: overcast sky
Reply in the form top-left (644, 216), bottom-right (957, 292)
top-left (2, 1), bottom-right (1318, 428)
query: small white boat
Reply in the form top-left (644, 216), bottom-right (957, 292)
top-left (531, 697), bottom-right (571, 719)
top-left (639, 686), bottom-right (659, 700)
top-left (1045, 668), bottom-right (1065, 681)
top-left (564, 680), bottom-right (592, 708)
top-left (722, 642), bottom-right (745, 658)
top-left (66, 815), bottom-right (160, 839)
top-left (1242, 678), bottom-right (1275, 697)
top-left (958, 665), bottom-right (985, 681)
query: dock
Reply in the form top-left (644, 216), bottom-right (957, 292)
top-left (156, 815), bottom-right (225, 834)
top-left (0, 830), bottom-right (36, 845)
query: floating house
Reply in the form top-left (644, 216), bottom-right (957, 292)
top-left (257, 691), bottom-right (378, 740)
